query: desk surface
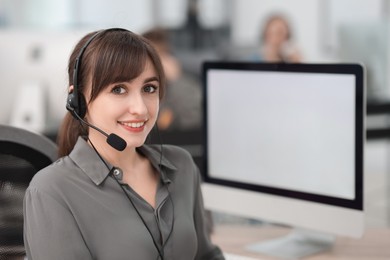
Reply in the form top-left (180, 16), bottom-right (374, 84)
top-left (211, 224), bottom-right (390, 260)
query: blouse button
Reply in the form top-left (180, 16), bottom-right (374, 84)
top-left (113, 169), bottom-right (121, 176)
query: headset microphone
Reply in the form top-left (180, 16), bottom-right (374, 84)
top-left (66, 100), bottom-right (127, 151)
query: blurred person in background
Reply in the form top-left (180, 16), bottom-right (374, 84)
top-left (142, 27), bottom-right (202, 132)
top-left (252, 13), bottom-right (302, 63)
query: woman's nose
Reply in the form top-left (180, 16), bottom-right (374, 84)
top-left (127, 93), bottom-right (147, 115)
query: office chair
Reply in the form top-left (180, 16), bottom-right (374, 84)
top-left (0, 124), bottom-right (58, 259)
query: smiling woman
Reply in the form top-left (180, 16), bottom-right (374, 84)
top-left (87, 59), bottom-right (161, 149)
top-left (23, 28), bottom-right (225, 260)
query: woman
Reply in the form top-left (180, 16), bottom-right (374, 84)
top-left (23, 28), bottom-right (224, 260)
top-left (254, 14), bottom-right (302, 63)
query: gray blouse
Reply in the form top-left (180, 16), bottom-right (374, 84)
top-left (23, 137), bottom-right (224, 260)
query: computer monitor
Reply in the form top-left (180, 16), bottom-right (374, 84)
top-left (201, 62), bottom-right (365, 258)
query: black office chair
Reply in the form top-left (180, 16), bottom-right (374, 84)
top-left (0, 124), bottom-right (58, 259)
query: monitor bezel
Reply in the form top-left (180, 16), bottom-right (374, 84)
top-left (201, 62), bottom-right (364, 211)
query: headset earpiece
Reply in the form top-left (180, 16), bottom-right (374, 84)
top-left (66, 91), bottom-right (87, 119)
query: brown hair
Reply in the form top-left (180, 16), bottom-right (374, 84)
top-left (57, 29), bottom-right (166, 157)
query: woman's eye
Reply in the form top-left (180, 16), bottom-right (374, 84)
top-left (143, 85), bottom-right (158, 93)
top-left (111, 85), bottom-right (126, 94)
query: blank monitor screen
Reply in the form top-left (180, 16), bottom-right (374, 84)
top-left (201, 62), bottom-right (364, 237)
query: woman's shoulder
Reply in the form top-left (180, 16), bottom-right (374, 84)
top-left (28, 156), bottom-right (78, 192)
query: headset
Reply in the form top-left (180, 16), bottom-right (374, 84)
top-left (66, 28), bottom-right (129, 151)
top-left (66, 28), bottom-right (129, 119)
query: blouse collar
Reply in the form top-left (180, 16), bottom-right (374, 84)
top-left (69, 137), bottom-right (177, 186)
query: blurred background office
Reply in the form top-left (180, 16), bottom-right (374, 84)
top-left (0, 0), bottom-right (390, 230)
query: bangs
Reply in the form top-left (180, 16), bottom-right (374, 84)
top-left (89, 33), bottom-right (151, 100)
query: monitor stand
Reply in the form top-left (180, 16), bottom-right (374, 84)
top-left (246, 228), bottom-right (335, 259)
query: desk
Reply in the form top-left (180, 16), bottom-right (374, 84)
top-left (211, 224), bottom-right (390, 260)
